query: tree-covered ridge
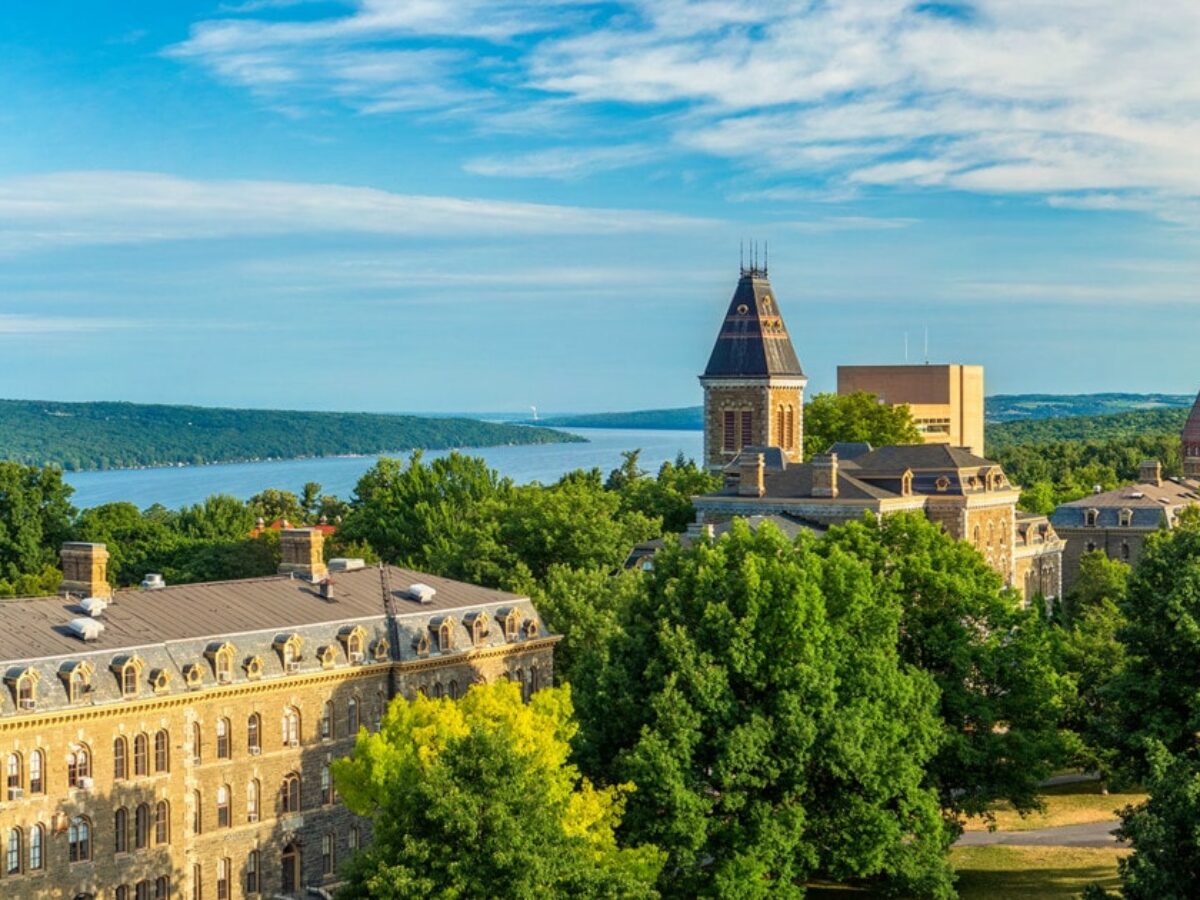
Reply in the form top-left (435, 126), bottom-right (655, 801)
top-left (986, 393), bottom-right (1192, 423)
top-left (533, 407), bottom-right (705, 430)
top-left (986, 407), bottom-right (1189, 451)
top-left (0, 398), bottom-right (582, 471)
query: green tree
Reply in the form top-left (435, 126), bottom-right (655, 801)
top-left (177, 494), bottom-right (256, 541)
top-left (248, 487), bottom-right (306, 525)
top-left (73, 502), bottom-right (182, 586)
top-left (821, 513), bottom-right (1068, 822)
top-left (333, 680), bottom-right (664, 899)
top-left (582, 521), bottom-right (951, 899)
top-left (0, 461), bottom-right (75, 583)
top-left (300, 481), bottom-right (322, 520)
top-left (612, 452), bottom-right (721, 534)
top-left (803, 391), bottom-right (922, 459)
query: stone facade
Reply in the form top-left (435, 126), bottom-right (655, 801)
top-left (0, 536), bottom-right (558, 899)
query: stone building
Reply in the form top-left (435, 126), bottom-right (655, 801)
top-left (700, 263), bottom-right (807, 471)
top-left (0, 529), bottom-right (557, 900)
top-left (692, 269), bottom-right (1063, 604)
top-left (837, 363), bottom-right (986, 456)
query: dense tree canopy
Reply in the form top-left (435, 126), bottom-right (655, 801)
top-left (820, 514), bottom-right (1069, 821)
top-left (333, 681), bottom-right (664, 899)
top-left (803, 391), bottom-right (922, 459)
top-left (0, 462), bottom-right (75, 596)
top-left (581, 521), bottom-right (952, 899)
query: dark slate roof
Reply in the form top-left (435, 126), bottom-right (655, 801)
top-left (1050, 478), bottom-right (1200, 530)
top-left (702, 272), bottom-right (805, 378)
top-left (852, 444), bottom-right (995, 472)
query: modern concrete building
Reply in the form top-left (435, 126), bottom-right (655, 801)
top-left (0, 529), bottom-right (557, 899)
top-left (837, 364), bottom-right (986, 457)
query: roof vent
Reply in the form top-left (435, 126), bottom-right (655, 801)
top-left (1129, 492), bottom-right (1145, 500)
top-left (141, 573), bottom-right (166, 591)
top-left (319, 577), bottom-right (335, 602)
top-left (406, 583), bottom-right (436, 604)
top-left (328, 558), bottom-right (365, 572)
top-left (68, 618), bottom-right (105, 642)
top-left (80, 597), bottom-right (107, 618)
top-left (1093, 484), bottom-right (1102, 494)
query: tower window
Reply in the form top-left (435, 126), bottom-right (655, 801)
top-left (740, 411), bottom-right (753, 449)
top-left (723, 411), bottom-right (736, 452)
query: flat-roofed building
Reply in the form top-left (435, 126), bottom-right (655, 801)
top-left (837, 364), bottom-right (985, 457)
top-left (0, 529), bottom-right (557, 900)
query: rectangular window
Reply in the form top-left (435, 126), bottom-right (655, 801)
top-left (217, 858), bottom-right (229, 900)
top-left (740, 411), bottom-right (753, 450)
top-left (322, 833), bottom-right (334, 876)
top-left (723, 411), bottom-right (736, 452)
top-left (246, 851), bottom-right (259, 894)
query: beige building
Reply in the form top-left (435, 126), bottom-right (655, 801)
top-left (0, 530), bottom-right (557, 900)
top-left (837, 364), bottom-right (985, 457)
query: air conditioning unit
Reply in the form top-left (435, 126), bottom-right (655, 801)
top-left (286, 661), bottom-right (300, 673)
top-left (77, 776), bottom-right (94, 791)
top-left (19, 699), bottom-right (36, 711)
top-left (8, 787), bottom-right (23, 800)
top-left (350, 652), bottom-right (365, 664)
top-left (288, 739), bottom-right (299, 748)
top-left (247, 813), bottom-right (258, 823)
top-left (249, 746), bottom-right (261, 756)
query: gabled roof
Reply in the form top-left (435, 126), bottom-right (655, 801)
top-left (702, 272), bottom-right (805, 379)
top-left (853, 444), bottom-right (994, 472)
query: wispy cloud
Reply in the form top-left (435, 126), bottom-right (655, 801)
top-left (463, 144), bottom-right (654, 179)
top-left (0, 170), bottom-right (715, 252)
top-left (0, 314), bottom-right (141, 335)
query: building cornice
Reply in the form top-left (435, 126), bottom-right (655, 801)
top-left (698, 376), bottom-right (808, 389)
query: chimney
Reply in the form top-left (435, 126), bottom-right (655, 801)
top-left (278, 528), bottom-right (328, 581)
top-left (738, 453), bottom-right (766, 497)
top-left (1138, 459), bottom-right (1163, 487)
top-left (319, 577), bottom-right (335, 601)
top-left (812, 453), bottom-right (839, 498)
top-left (59, 543), bottom-right (113, 599)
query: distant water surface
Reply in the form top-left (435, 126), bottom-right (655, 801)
top-left (63, 428), bottom-right (704, 510)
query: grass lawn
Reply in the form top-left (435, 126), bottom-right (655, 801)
top-left (962, 780), bottom-right (1146, 832)
top-left (951, 845), bottom-right (1127, 899)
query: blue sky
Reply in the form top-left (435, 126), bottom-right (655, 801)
top-left (2, 1), bottom-right (1199, 413)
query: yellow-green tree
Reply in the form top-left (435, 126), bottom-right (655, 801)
top-left (333, 680), bottom-right (665, 899)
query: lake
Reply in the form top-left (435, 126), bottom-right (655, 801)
top-left (63, 428), bottom-right (705, 510)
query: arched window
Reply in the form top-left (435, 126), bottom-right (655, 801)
top-left (1085, 509), bottom-right (1099, 527)
top-left (114, 736), bottom-right (129, 780)
top-left (448, 680), bottom-right (459, 700)
top-left (134, 733), bottom-right (149, 776)
top-left (1122, 541), bottom-right (1132, 561)
top-left (468, 615), bottom-right (486, 646)
top-left (216, 718), bottom-right (231, 759)
top-left (776, 405), bottom-right (785, 447)
top-left (282, 707), bottom-right (301, 746)
top-left (438, 621), bottom-right (453, 652)
top-left (321, 701), bottom-right (334, 740)
top-left (135, 802), bottom-right (150, 849)
top-left (155, 729), bottom-right (170, 773)
top-left (28, 824), bottom-right (42, 870)
top-left (246, 849), bottom-right (260, 894)
top-left (281, 773), bottom-right (301, 814)
top-left (16, 672), bottom-right (37, 710)
top-left (214, 645), bottom-right (234, 683)
top-left (121, 661), bottom-right (141, 697)
top-left (67, 744), bottom-right (91, 787)
top-left (136, 882), bottom-right (150, 900)
top-left (117, 887), bottom-right (131, 900)
top-left (7, 827), bottom-right (22, 875)
top-left (247, 713), bottom-right (261, 753)
top-left (348, 696), bottom-right (359, 733)
top-left (785, 406), bottom-right (795, 451)
top-left (114, 807), bottom-right (129, 853)
top-left (432, 682), bottom-right (444, 699)
top-left (503, 609), bottom-right (521, 642)
top-left (217, 858), bottom-right (231, 900)
top-left (321, 763), bottom-right (333, 805)
top-left (155, 877), bottom-right (171, 900)
top-left (154, 800), bottom-right (170, 844)
top-left (247, 779), bottom-right (260, 822)
top-left (29, 750), bottom-right (43, 794)
top-left (6, 752), bottom-right (22, 797)
top-left (348, 825), bottom-right (359, 853)
top-left (723, 410), bottom-right (736, 452)
top-left (343, 626), bottom-right (366, 663)
top-left (193, 790), bottom-right (202, 834)
top-left (192, 721), bottom-right (202, 764)
top-left (216, 785), bottom-right (231, 828)
top-left (68, 816), bottom-right (91, 862)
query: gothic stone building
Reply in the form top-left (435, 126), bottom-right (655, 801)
top-left (0, 529), bottom-right (557, 900)
top-left (693, 267), bottom-right (1064, 604)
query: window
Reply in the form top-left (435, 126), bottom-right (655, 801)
top-left (135, 803), bottom-right (150, 850)
top-left (216, 718), bottom-right (230, 759)
top-left (155, 729), bottom-right (170, 773)
top-left (134, 733), bottom-right (149, 776)
top-left (321, 763), bottom-right (333, 805)
top-left (277, 635), bottom-right (303, 672)
top-left (246, 850), bottom-right (260, 894)
top-left (347, 630), bottom-right (364, 663)
top-left (29, 750), bottom-right (42, 794)
top-left (503, 609), bottom-right (521, 642)
top-left (375, 691), bottom-right (386, 729)
top-left (321, 701), bottom-right (334, 740)
top-left (215, 646), bottom-right (233, 683)
top-left (28, 824), bottom-right (42, 871)
top-left (67, 744), bottom-right (91, 787)
top-left (281, 773), bottom-right (301, 814)
top-left (438, 621), bottom-right (454, 652)
top-left (530, 665), bottom-right (540, 693)
top-left (1122, 541), bottom-right (1132, 561)
top-left (1085, 509), bottom-right (1099, 527)
top-left (322, 832), bottom-right (335, 876)
top-left (114, 736), bottom-right (129, 780)
top-left (448, 680), bottom-right (459, 700)
top-left (348, 696), bottom-right (359, 733)
top-left (785, 406), bottom-right (795, 451)
top-left (155, 801), bottom-right (170, 845)
top-left (216, 785), bottom-right (231, 828)
top-left (7, 827), bottom-right (21, 875)
top-left (118, 888), bottom-right (130, 900)
top-left (723, 410), bottom-right (736, 452)
top-left (282, 707), bottom-right (300, 746)
top-left (217, 858), bottom-right (230, 900)
top-left (6, 752), bottom-right (21, 796)
top-left (432, 682), bottom-right (444, 699)
top-left (122, 662), bottom-right (141, 697)
top-left (372, 637), bottom-right (390, 661)
top-left (776, 406), bottom-right (785, 447)
top-left (193, 790), bottom-right (202, 834)
top-left (115, 807), bottom-right (129, 853)
top-left (192, 722), bottom-right (202, 764)
top-left (16, 673), bottom-right (36, 710)
top-left (68, 816), bottom-right (91, 862)
top-left (740, 410), bottom-right (753, 449)
top-left (192, 865), bottom-right (201, 900)
top-left (247, 713), bottom-right (261, 753)
top-left (348, 826), bottom-right (359, 853)
top-left (247, 779), bottom-right (260, 822)
top-left (155, 877), bottom-right (171, 900)
top-left (1119, 508), bottom-right (1134, 528)
top-left (136, 882), bottom-right (150, 900)
top-left (1086, 541), bottom-right (1097, 552)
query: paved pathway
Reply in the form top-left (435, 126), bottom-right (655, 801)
top-left (956, 820), bottom-right (1122, 849)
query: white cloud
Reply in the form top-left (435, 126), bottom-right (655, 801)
top-left (0, 315), bottom-right (140, 335)
top-left (0, 170), bottom-right (714, 252)
top-left (463, 145), bottom-right (653, 179)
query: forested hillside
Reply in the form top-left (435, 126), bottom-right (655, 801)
top-left (535, 406), bottom-right (705, 430)
top-left (0, 399), bottom-right (581, 471)
top-left (986, 407), bottom-right (1190, 451)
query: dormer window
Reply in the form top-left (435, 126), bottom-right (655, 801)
top-left (901, 471), bottom-right (913, 497)
top-left (274, 635), bottom-right (304, 673)
top-left (1119, 508), bottom-right (1134, 528)
top-left (524, 619), bottom-right (539, 640)
top-left (59, 662), bottom-right (94, 704)
top-left (316, 646), bottom-right (336, 670)
top-left (430, 618), bottom-right (454, 653)
top-left (935, 476), bottom-right (951, 493)
top-left (339, 626), bottom-right (368, 664)
top-left (412, 632), bottom-right (430, 658)
top-left (183, 664), bottom-right (204, 689)
top-left (463, 612), bottom-right (487, 647)
top-left (6, 668), bottom-right (41, 711)
top-left (499, 609), bottom-right (521, 642)
top-left (1085, 509), bottom-right (1099, 527)
top-left (112, 656), bottom-right (145, 698)
top-left (205, 642), bottom-right (236, 684)
top-left (372, 637), bottom-right (390, 662)
top-left (148, 669), bottom-right (171, 694)
top-left (244, 656), bottom-right (264, 680)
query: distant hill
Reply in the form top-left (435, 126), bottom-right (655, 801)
top-left (986, 407), bottom-right (1191, 453)
top-left (535, 407), bottom-right (705, 430)
top-left (533, 393), bottom-right (1198, 432)
top-left (0, 399), bottom-right (582, 472)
